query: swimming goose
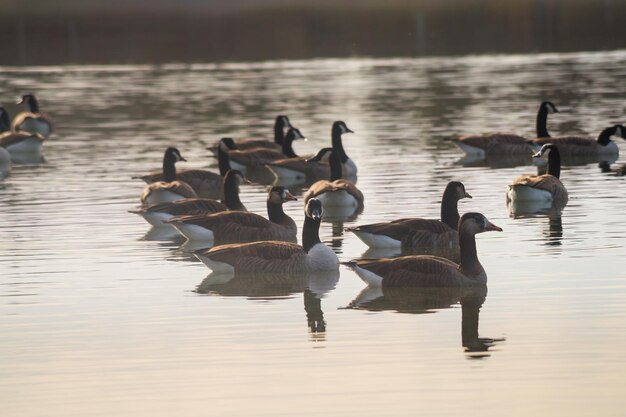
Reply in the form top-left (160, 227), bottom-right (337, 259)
top-left (167, 186), bottom-right (297, 243)
top-left (268, 121), bottom-right (357, 181)
top-left (528, 124), bottom-right (625, 157)
top-left (347, 181), bottom-right (472, 251)
top-left (209, 115), bottom-right (292, 153)
top-left (507, 144), bottom-right (568, 203)
top-left (194, 198), bottom-right (339, 275)
top-left (11, 94), bottom-right (53, 138)
top-left (224, 127), bottom-right (306, 171)
top-left (303, 147), bottom-right (363, 208)
top-left (135, 137), bottom-right (234, 199)
top-left (452, 101), bottom-right (559, 156)
top-left (140, 147), bottom-right (198, 205)
top-left (0, 107), bottom-right (45, 154)
top-left (344, 212), bottom-right (502, 288)
top-left (130, 170), bottom-right (247, 227)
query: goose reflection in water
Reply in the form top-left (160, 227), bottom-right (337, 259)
top-left (347, 285), bottom-right (504, 358)
top-left (196, 270), bottom-right (339, 341)
top-left (508, 206), bottom-right (564, 250)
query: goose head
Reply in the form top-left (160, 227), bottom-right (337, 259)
top-left (458, 212), bottom-right (503, 236)
top-left (284, 127), bottom-right (306, 142)
top-left (305, 198), bottom-right (323, 221)
top-left (306, 147), bottom-right (333, 163)
top-left (219, 137), bottom-right (237, 151)
top-left (449, 181), bottom-right (472, 200)
top-left (277, 115), bottom-right (292, 130)
top-left (17, 94), bottom-right (39, 112)
top-left (268, 186), bottom-right (297, 204)
top-left (532, 143), bottom-right (557, 159)
top-left (332, 121), bottom-right (354, 136)
top-left (540, 101), bottom-right (559, 114)
top-left (165, 147), bottom-right (187, 162)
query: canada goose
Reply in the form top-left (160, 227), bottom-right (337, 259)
top-left (130, 170), bottom-right (247, 227)
top-left (507, 144), bottom-right (568, 203)
top-left (140, 147), bottom-right (198, 205)
top-left (167, 186), bottom-right (297, 243)
top-left (209, 115), bottom-right (292, 153)
top-left (344, 212), bottom-right (502, 288)
top-left (224, 127), bottom-right (306, 171)
top-left (303, 147), bottom-right (363, 208)
top-left (528, 124), bottom-right (625, 157)
top-left (11, 94), bottom-right (53, 138)
top-left (194, 198), bottom-right (339, 275)
top-left (347, 181), bottom-right (472, 251)
top-left (452, 101), bottom-right (559, 156)
top-left (135, 137), bottom-right (234, 199)
top-left (268, 121), bottom-right (357, 181)
top-left (0, 107), bottom-right (45, 154)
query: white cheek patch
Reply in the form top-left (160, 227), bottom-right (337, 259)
top-left (548, 103), bottom-right (557, 114)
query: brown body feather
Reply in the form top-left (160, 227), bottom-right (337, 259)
top-left (133, 198), bottom-right (228, 216)
top-left (170, 211), bottom-right (297, 244)
top-left (136, 169), bottom-right (223, 199)
top-left (530, 135), bottom-right (606, 156)
top-left (12, 112), bottom-right (53, 138)
top-left (454, 133), bottom-right (530, 154)
top-left (201, 241), bottom-right (308, 274)
top-left (355, 218), bottom-right (458, 251)
top-left (140, 180), bottom-right (198, 205)
top-left (304, 179), bottom-right (363, 203)
top-left (268, 157), bottom-right (331, 179)
top-left (510, 173), bottom-right (568, 201)
top-left (228, 147), bottom-right (288, 168)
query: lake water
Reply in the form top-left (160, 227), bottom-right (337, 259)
top-left (1, 50), bottom-right (626, 416)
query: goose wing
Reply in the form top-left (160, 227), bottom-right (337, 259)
top-left (140, 199), bottom-right (228, 215)
top-left (268, 157), bottom-right (330, 177)
top-left (0, 131), bottom-right (44, 147)
top-left (511, 173), bottom-right (567, 199)
top-left (140, 180), bottom-right (198, 203)
top-left (530, 135), bottom-right (595, 147)
top-left (199, 241), bottom-right (307, 274)
top-left (228, 148), bottom-right (286, 166)
top-left (456, 133), bottom-right (528, 151)
top-left (352, 218), bottom-right (451, 241)
top-left (354, 256), bottom-right (463, 288)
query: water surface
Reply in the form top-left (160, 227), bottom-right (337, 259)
top-left (1, 50), bottom-right (626, 416)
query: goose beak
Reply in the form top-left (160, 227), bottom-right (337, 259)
top-left (284, 191), bottom-right (297, 201)
top-left (465, 192), bottom-right (473, 199)
top-left (485, 221), bottom-right (503, 232)
top-left (346, 128), bottom-right (354, 134)
top-left (180, 157), bottom-right (187, 162)
top-left (532, 151), bottom-right (541, 158)
top-left (15, 96), bottom-right (24, 104)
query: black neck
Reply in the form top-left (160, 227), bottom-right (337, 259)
top-left (302, 216), bottom-right (322, 252)
top-left (458, 230), bottom-right (482, 277)
top-left (267, 200), bottom-right (289, 224)
top-left (217, 145), bottom-right (231, 176)
top-left (328, 152), bottom-right (343, 181)
top-left (597, 127), bottom-right (614, 146)
top-left (281, 133), bottom-right (298, 158)
top-left (460, 291), bottom-right (486, 352)
top-left (27, 97), bottom-right (39, 113)
top-left (546, 148), bottom-right (561, 179)
top-left (0, 110), bottom-right (10, 131)
top-left (536, 105), bottom-right (551, 138)
top-left (440, 188), bottom-right (460, 230)
top-left (274, 119), bottom-right (285, 146)
top-left (162, 153), bottom-right (177, 182)
top-left (304, 289), bottom-right (325, 332)
top-left (331, 129), bottom-right (349, 163)
top-left (222, 172), bottom-right (243, 210)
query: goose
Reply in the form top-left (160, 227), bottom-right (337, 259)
top-left (507, 144), bottom-right (568, 203)
top-left (140, 147), bottom-right (198, 205)
top-left (303, 147), bottom-right (363, 208)
top-left (194, 198), bottom-right (339, 275)
top-left (344, 212), bottom-right (502, 288)
top-left (268, 121), bottom-right (357, 181)
top-left (224, 127), bottom-right (306, 171)
top-left (167, 186), bottom-right (297, 243)
top-left (528, 124), bottom-right (625, 157)
top-left (452, 101), bottom-right (559, 157)
top-left (134, 137), bottom-right (234, 199)
top-left (209, 115), bottom-right (292, 153)
top-left (347, 181), bottom-right (472, 250)
top-left (0, 107), bottom-right (45, 154)
top-left (11, 94), bottom-right (53, 138)
top-left (130, 170), bottom-right (247, 227)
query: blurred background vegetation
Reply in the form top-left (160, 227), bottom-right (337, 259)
top-left (1, 0), bottom-right (624, 65)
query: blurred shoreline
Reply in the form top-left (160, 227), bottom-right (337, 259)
top-left (1, 0), bottom-right (625, 65)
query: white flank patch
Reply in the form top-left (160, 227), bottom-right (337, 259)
top-left (5, 137), bottom-right (43, 154)
top-left (352, 265), bottom-right (384, 287)
top-left (144, 190), bottom-right (187, 205)
top-left (453, 141), bottom-right (486, 157)
top-left (507, 185), bottom-right (553, 203)
top-left (140, 211), bottom-right (174, 228)
top-left (170, 222), bottom-right (215, 241)
top-left (317, 190), bottom-right (357, 207)
top-left (195, 254), bottom-right (235, 274)
top-left (350, 230), bottom-right (402, 248)
top-left (307, 244), bottom-right (339, 271)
